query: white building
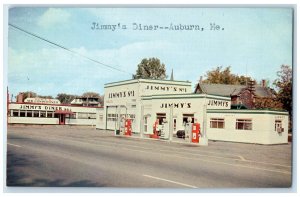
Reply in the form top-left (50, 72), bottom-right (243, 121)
top-left (8, 102), bottom-right (102, 126)
top-left (8, 78), bottom-right (289, 144)
top-left (96, 78), bottom-right (289, 145)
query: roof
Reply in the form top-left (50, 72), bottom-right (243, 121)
top-left (105, 78), bottom-right (191, 87)
top-left (195, 83), bottom-right (274, 98)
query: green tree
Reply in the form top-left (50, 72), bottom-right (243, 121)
top-left (203, 66), bottom-right (253, 85)
top-left (274, 65), bottom-right (292, 116)
top-left (82, 92), bottom-right (100, 97)
top-left (56, 93), bottom-right (78, 104)
top-left (133, 58), bottom-right (167, 79)
top-left (254, 97), bottom-right (283, 110)
top-left (38, 95), bottom-right (54, 99)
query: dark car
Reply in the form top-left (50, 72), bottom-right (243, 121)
top-left (176, 130), bottom-right (185, 139)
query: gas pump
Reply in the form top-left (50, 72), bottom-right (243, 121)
top-left (184, 117), bottom-right (193, 142)
top-left (160, 118), bottom-right (170, 140)
top-left (117, 116), bottom-right (126, 135)
top-left (151, 119), bottom-right (159, 139)
top-left (124, 119), bottom-right (132, 136)
top-left (192, 122), bottom-right (201, 143)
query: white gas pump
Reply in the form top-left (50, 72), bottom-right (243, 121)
top-left (118, 115), bottom-right (126, 135)
top-left (160, 118), bottom-right (169, 140)
top-left (184, 117), bottom-right (193, 142)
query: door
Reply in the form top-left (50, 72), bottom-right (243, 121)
top-left (59, 114), bottom-right (65, 125)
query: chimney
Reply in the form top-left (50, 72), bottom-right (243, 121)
top-left (170, 69), bottom-right (174, 81)
top-left (248, 80), bottom-right (255, 93)
top-left (16, 92), bottom-right (24, 103)
top-left (261, 79), bottom-right (266, 88)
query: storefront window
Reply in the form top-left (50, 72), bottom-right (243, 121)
top-left (20, 110), bottom-right (26, 117)
top-left (33, 111), bottom-right (39, 117)
top-left (47, 111), bottom-right (54, 118)
top-left (210, 118), bottom-right (225, 129)
top-left (236, 119), bottom-right (252, 130)
top-left (156, 113), bottom-right (166, 125)
top-left (27, 111), bottom-right (33, 117)
top-left (13, 110), bottom-right (19, 117)
top-left (183, 114), bottom-right (194, 125)
top-left (40, 111), bottom-right (46, 118)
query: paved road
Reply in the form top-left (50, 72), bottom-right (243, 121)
top-left (6, 126), bottom-right (292, 189)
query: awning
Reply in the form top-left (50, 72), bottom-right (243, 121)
top-left (54, 110), bottom-right (75, 115)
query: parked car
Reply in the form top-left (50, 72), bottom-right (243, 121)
top-left (176, 130), bottom-right (185, 139)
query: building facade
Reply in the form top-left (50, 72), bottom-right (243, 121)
top-left (8, 101), bottom-right (102, 126)
top-left (96, 78), bottom-right (289, 144)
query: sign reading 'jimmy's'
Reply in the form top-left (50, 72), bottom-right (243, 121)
top-left (108, 90), bottom-right (135, 99)
top-left (146, 85), bottom-right (187, 92)
top-left (207, 100), bottom-right (229, 107)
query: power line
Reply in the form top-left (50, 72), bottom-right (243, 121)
top-left (9, 23), bottom-right (131, 75)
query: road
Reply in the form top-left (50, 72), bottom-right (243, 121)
top-left (6, 126), bottom-right (292, 189)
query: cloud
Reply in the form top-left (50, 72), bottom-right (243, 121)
top-left (37, 8), bottom-right (71, 29)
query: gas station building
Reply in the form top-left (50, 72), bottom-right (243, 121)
top-left (96, 78), bottom-right (289, 145)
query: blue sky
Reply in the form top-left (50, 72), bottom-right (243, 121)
top-left (7, 7), bottom-right (293, 97)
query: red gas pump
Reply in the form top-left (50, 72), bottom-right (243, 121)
top-left (124, 119), bottom-right (132, 136)
top-left (192, 123), bottom-right (200, 143)
top-left (150, 119), bottom-right (159, 139)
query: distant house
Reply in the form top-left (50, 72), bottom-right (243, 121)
top-left (70, 96), bottom-right (101, 107)
top-left (194, 80), bottom-right (275, 109)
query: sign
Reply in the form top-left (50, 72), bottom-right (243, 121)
top-left (207, 99), bottom-right (229, 107)
top-left (160, 102), bottom-right (191, 108)
top-left (146, 85), bottom-right (187, 92)
top-left (19, 104), bottom-right (72, 111)
top-left (108, 90), bottom-right (135, 98)
top-left (24, 98), bottom-right (61, 104)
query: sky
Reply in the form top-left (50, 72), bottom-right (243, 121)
top-left (7, 7), bottom-right (293, 98)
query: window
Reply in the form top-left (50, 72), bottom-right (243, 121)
top-left (107, 113), bottom-right (117, 122)
top-left (236, 119), bottom-right (252, 130)
top-left (13, 110), bottom-right (19, 117)
top-left (40, 111), bottom-right (46, 118)
top-left (78, 113), bottom-right (96, 119)
top-left (33, 111), bottom-right (39, 117)
top-left (183, 114), bottom-right (194, 125)
top-left (210, 118), bottom-right (225, 129)
top-left (20, 110), bottom-right (26, 117)
top-left (47, 111), bottom-right (54, 118)
top-left (99, 114), bottom-right (103, 121)
top-left (156, 113), bottom-right (166, 125)
top-left (275, 120), bottom-right (283, 132)
top-left (27, 111), bottom-right (33, 117)
top-left (143, 116), bottom-right (148, 133)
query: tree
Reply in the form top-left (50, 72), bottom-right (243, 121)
top-left (82, 92), bottom-right (100, 97)
top-left (203, 66), bottom-right (254, 85)
top-left (254, 97), bottom-right (283, 110)
top-left (38, 95), bottom-right (53, 99)
top-left (56, 93), bottom-right (78, 104)
top-left (274, 65), bottom-right (292, 116)
top-left (133, 58), bottom-right (167, 79)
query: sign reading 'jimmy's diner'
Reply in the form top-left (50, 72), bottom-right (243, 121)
top-left (20, 104), bottom-right (72, 111)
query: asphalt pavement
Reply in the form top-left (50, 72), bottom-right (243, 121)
top-left (6, 125), bottom-right (292, 190)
